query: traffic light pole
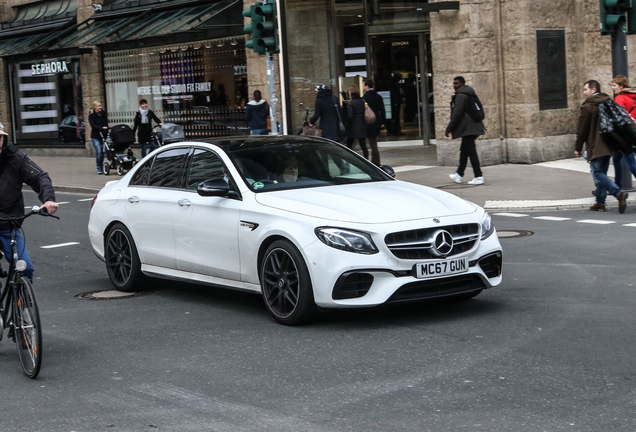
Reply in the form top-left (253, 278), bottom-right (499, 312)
top-left (611, 17), bottom-right (633, 189)
top-left (267, 52), bottom-right (279, 135)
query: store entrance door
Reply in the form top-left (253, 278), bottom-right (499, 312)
top-left (369, 33), bottom-right (433, 143)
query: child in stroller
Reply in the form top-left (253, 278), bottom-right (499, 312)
top-left (101, 124), bottom-right (137, 176)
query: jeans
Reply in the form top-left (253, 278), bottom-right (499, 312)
top-left (347, 138), bottom-right (368, 160)
top-left (140, 141), bottom-right (156, 158)
top-left (367, 135), bottom-right (381, 165)
top-left (92, 138), bottom-right (104, 172)
top-left (251, 128), bottom-right (268, 135)
top-left (612, 152), bottom-right (636, 189)
top-left (0, 230), bottom-right (34, 281)
top-left (591, 156), bottom-right (622, 205)
top-left (457, 135), bottom-right (482, 177)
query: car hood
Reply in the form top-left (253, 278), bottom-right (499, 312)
top-left (254, 181), bottom-right (477, 223)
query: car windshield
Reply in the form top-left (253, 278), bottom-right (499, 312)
top-left (225, 140), bottom-right (391, 192)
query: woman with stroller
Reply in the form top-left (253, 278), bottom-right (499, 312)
top-left (133, 99), bottom-right (162, 157)
top-left (88, 101), bottom-right (108, 175)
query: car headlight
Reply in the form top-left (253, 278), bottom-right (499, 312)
top-left (315, 227), bottom-right (378, 254)
top-left (480, 212), bottom-right (495, 240)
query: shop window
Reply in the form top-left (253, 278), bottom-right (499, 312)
top-left (104, 39), bottom-right (249, 140)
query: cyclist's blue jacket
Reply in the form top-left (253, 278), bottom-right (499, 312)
top-left (0, 141), bottom-right (55, 230)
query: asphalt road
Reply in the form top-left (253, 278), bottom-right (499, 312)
top-left (1, 192), bottom-right (636, 431)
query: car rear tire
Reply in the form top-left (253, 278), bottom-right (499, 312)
top-left (105, 223), bottom-right (145, 292)
top-left (261, 240), bottom-right (317, 326)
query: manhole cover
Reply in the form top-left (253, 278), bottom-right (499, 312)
top-left (497, 230), bottom-right (534, 238)
top-left (75, 290), bottom-right (152, 300)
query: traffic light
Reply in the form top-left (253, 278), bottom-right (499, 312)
top-left (599, 0), bottom-right (632, 34)
top-left (255, 2), bottom-right (279, 54)
top-left (242, 3), bottom-right (266, 54)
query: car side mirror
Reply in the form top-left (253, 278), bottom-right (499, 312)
top-left (379, 165), bottom-right (395, 178)
top-left (197, 179), bottom-right (230, 197)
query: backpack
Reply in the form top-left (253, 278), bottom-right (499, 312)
top-left (465, 93), bottom-right (485, 122)
top-left (598, 99), bottom-right (636, 154)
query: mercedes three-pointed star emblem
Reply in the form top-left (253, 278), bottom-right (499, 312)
top-left (433, 230), bottom-right (453, 256)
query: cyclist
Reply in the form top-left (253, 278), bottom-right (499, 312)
top-left (0, 121), bottom-right (58, 281)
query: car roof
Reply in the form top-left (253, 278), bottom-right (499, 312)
top-left (193, 135), bottom-right (337, 151)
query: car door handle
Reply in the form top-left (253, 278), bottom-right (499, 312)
top-left (178, 199), bottom-right (191, 207)
top-left (128, 196), bottom-right (140, 204)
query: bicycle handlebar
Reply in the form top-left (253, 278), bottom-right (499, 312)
top-left (0, 206), bottom-right (60, 222)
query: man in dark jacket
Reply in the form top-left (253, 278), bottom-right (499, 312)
top-left (0, 122), bottom-right (58, 280)
top-left (133, 99), bottom-right (162, 157)
top-left (446, 76), bottom-right (485, 185)
top-left (363, 78), bottom-right (385, 165)
top-left (309, 84), bottom-right (343, 142)
top-left (575, 80), bottom-right (628, 213)
top-left (245, 90), bottom-right (269, 135)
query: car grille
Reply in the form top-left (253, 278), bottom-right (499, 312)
top-left (387, 274), bottom-right (486, 303)
top-left (384, 223), bottom-right (480, 260)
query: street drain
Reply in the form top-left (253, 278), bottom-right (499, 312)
top-left (75, 290), bottom-right (152, 300)
top-left (497, 230), bottom-right (534, 238)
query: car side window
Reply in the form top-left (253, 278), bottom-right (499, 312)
top-left (130, 159), bottom-right (152, 186)
top-left (148, 148), bottom-right (189, 188)
top-left (185, 149), bottom-right (227, 190)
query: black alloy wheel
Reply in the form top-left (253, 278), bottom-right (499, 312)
top-left (105, 224), bottom-right (144, 292)
top-left (261, 240), bottom-right (317, 326)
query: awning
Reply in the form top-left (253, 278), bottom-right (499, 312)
top-left (0, 0), bottom-right (242, 57)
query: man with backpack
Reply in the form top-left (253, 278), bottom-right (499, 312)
top-left (575, 80), bottom-right (628, 213)
top-left (446, 76), bottom-right (485, 185)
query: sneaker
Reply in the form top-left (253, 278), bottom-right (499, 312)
top-left (618, 191), bottom-right (629, 214)
top-left (97, 169), bottom-right (104, 175)
top-left (589, 204), bottom-right (607, 212)
top-left (449, 173), bottom-right (463, 184)
top-left (468, 176), bottom-right (484, 185)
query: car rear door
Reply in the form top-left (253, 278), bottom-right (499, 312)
top-left (125, 147), bottom-right (189, 269)
top-left (174, 147), bottom-right (242, 281)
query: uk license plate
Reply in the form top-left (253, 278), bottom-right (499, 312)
top-left (415, 258), bottom-right (468, 279)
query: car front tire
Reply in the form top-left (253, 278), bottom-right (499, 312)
top-left (260, 240), bottom-right (317, 326)
top-left (105, 223), bottom-right (145, 292)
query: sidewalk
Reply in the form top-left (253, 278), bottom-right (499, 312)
top-left (28, 143), bottom-right (631, 211)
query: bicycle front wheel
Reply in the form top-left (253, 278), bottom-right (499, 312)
top-left (13, 276), bottom-right (42, 378)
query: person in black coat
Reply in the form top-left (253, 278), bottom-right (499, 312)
top-left (88, 101), bottom-right (109, 174)
top-left (346, 85), bottom-right (368, 159)
top-left (362, 78), bottom-right (385, 165)
top-left (133, 99), bottom-right (162, 157)
top-left (309, 84), bottom-right (343, 142)
top-left (245, 90), bottom-right (269, 135)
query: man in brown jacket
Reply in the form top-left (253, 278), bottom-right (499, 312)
top-left (575, 79), bottom-right (628, 213)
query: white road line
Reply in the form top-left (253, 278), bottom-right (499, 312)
top-left (25, 201), bottom-right (69, 209)
top-left (492, 213), bottom-right (529, 218)
top-left (40, 242), bottom-right (80, 249)
top-left (576, 219), bottom-right (615, 225)
top-left (533, 216), bottom-right (571, 221)
top-left (393, 165), bottom-right (435, 173)
top-left (623, 223), bottom-right (636, 227)
top-left (77, 198), bottom-right (94, 202)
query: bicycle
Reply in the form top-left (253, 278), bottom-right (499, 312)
top-left (0, 206), bottom-right (59, 378)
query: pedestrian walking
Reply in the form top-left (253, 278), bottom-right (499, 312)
top-left (610, 75), bottom-right (636, 188)
top-left (245, 90), bottom-right (269, 135)
top-left (309, 84), bottom-right (343, 142)
top-left (446, 76), bottom-right (485, 185)
top-left (575, 80), bottom-right (628, 213)
top-left (133, 99), bottom-right (162, 158)
top-left (346, 85), bottom-right (368, 159)
top-left (363, 78), bottom-right (385, 165)
top-left (88, 101), bottom-right (108, 175)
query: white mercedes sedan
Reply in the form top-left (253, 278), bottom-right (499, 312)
top-left (88, 136), bottom-right (503, 325)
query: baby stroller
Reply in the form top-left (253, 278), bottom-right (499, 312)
top-left (101, 124), bottom-right (137, 176)
top-left (151, 122), bottom-right (186, 147)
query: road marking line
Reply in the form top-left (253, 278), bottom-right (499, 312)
top-left (393, 165), bottom-right (435, 173)
top-left (41, 242), bottom-right (80, 249)
top-left (533, 216), bottom-right (571, 221)
top-left (492, 213), bottom-right (529, 217)
top-left (623, 223), bottom-right (636, 227)
top-left (77, 198), bottom-right (94, 202)
top-left (576, 219), bottom-right (615, 225)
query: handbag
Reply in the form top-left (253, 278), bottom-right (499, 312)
top-left (598, 99), bottom-right (636, 154)
top-left (334, 98), bottom-right (347, 138)
top-left (364, 102), bottom-right (376, 125)
top-left (302, 124), bottom-right (322, 137)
